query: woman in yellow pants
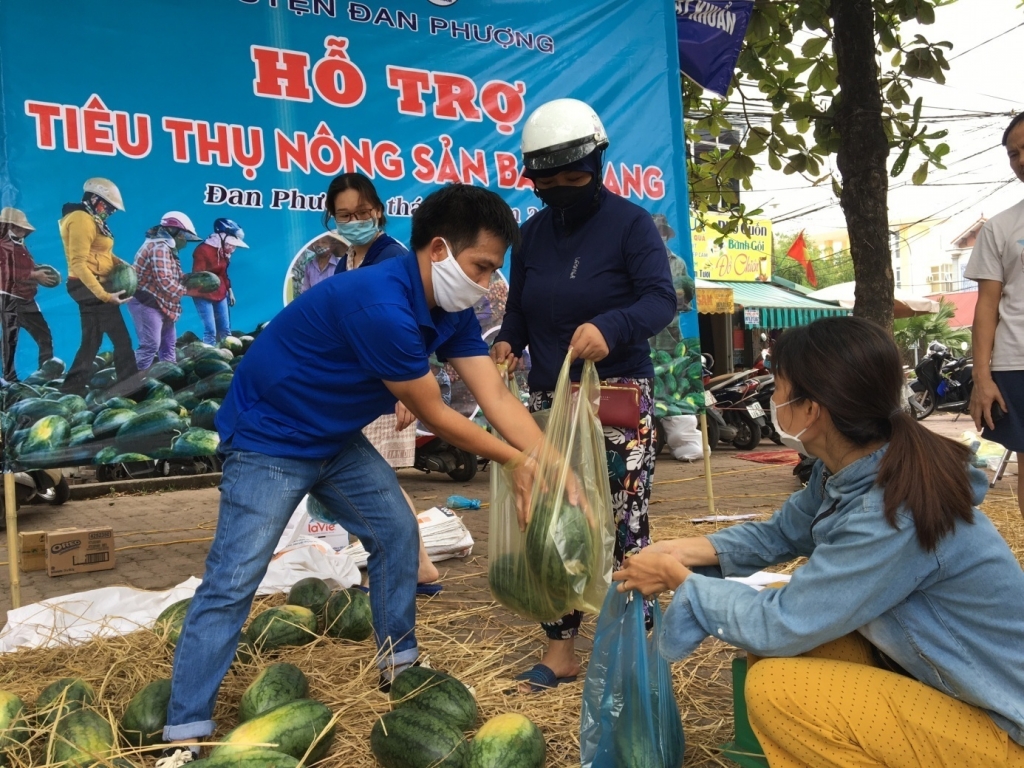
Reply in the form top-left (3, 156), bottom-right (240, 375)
top-left (614, 317), bottom-right (1024, 767)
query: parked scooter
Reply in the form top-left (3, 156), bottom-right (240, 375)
top-left (412, 366), bottom-right (478, 482)
top-left (752, 373), bottom-right (782, 445)
top-left (708, 373), bottom-right (764, 451)
top-left (908, 341), bottom-right (973, 420)
top-left (0, 468), bottom-right (70, 522)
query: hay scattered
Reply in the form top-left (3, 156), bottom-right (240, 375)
top-left (1, 495), bottom-right (1021, 768)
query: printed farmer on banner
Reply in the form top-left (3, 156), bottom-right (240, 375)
top-left (676, 0), bottom-right (754, 96)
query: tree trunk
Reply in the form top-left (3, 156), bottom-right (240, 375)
top-left (831, 0), bottom-right (894, 330)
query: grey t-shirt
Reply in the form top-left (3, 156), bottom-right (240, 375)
top-left (965, 198), bottom-right (1024, 371)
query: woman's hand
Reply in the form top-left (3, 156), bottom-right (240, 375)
top-left (569, 323), bottom-right (609, 362)
top-left (31, 269), bottom-right (59, 288)
top-left (395, 401), bottom-right (416, 431)
top-left (106, 290), bottom-right (130, 306)
top-left (490, 341), bottom-right (520, 373)
top-left (613, 549), bottom-right (691, 597)
top-left (645, 536), bottom-right (720, 567)
top-left (228, 288), bottom-right (236, 307)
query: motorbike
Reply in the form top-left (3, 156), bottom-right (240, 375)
top-left (908, 341), bottom-right (973, 420)
top-left (412, 366), bottom-right (478, 482)
top-left (752, 373), bottom-right (782, 445)
top-left (708, 373), bottom-right (765, 451)
top-left (0, 468), bottom-right (70, 523)
top-left (95, 455), bottom-right (221, 483)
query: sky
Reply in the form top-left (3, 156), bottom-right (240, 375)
top-left (737, 0), bottom-right (1024, 237)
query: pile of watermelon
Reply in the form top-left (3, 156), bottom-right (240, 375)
top-left (651, 339), bottom-right (705, 418)
top-left (1, 321), bottom-right (271, 471)
top-left (372, 666), bottom-right (545, 768)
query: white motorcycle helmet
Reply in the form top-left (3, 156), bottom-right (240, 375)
top-left (521, 98), bottom-right (609, 171)
top-left (82, 177), bottom-right (125, 212)
top-left (159, 211), bottom-right (201, 241)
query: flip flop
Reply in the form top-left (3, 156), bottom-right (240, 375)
top-left (355, 583), bottom-right (444, 596)
top-left (512, 663), bottom-right (578, 694)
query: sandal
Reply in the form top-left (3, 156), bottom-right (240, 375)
top-left (512, 663), bottom-right (578, 694)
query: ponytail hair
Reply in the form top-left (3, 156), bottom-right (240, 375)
top-left (773, 317), bottom-right (974, 552)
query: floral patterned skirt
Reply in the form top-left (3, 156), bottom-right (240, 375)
top-left (528, 376), bottom-right (656, 640)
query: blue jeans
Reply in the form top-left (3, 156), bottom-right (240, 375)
top-left (163, 436), bottom-right (420, 740)
top-left (192, 296), bottom-right (230, 345)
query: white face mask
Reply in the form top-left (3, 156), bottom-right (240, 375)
top-left (431, 239), bottom-right (488, 312)
top-left (771, 397), bottom-right (813, 456)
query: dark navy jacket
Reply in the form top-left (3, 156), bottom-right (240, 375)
top-left (496, 190), bottom-right (676, 391)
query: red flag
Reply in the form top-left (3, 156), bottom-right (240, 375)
top-left (786, 230), bottom-right (817, 287)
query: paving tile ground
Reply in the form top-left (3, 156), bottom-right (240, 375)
top-left (0, 412), bottom-right (1003, 619)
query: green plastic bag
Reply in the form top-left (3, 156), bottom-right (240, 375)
top-left (488, 352), bottom-right (615, 622)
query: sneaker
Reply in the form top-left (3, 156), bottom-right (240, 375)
top-left (155, 746), bottom-right (198, 768)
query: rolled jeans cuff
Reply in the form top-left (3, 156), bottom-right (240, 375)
top-left (163, 720), bottom-right (216, 741)
top-left (378, 646), bottom-right (419, 671)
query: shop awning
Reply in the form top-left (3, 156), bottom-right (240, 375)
top-left (715, 280), bottom-right (850, 328)
top-left (695, 279), bottom-right (734, 314)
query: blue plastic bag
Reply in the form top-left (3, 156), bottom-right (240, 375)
top-left (580, 586), bottom-right (685, 768)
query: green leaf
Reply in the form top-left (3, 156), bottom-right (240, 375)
top-left (831, 176), bottom-right (843, 199)
top-left (807, 62), bottom-right (823, 91)
top-left (912, 162), bottom-right (929, 185)
top-left (917, 3), bottom-right (936, 24)
top-left (801, 36), bottom-right (829, 57)
top-left (891, 145), bottom-right (911, 177)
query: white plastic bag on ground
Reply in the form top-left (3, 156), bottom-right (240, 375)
top-left (343, 506), bottom-right (474, 569)
top-left (662, 415), bottom-right (703, 461)
top-left (275, 495), bottom-right (351, 553)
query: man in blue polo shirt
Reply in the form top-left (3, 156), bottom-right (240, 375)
top-left (162, 185), bottom-right (544, 758)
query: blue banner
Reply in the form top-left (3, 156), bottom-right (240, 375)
top-left (676, 0), bottom-right (753, 96)
top-left (0, 0), bottom-right (700, 469)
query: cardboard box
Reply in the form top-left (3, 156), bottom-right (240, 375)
top-left (45, 527), bottom-right (116, 576)
top-left (18, 530), bottom-right (47, 572)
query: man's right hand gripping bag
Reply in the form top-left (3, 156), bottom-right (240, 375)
top-left (488, 351), bottom-right (615, 623)
top-left (580, 587), bottom-right (685, 768)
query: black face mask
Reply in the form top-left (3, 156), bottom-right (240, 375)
top-left (534, 177), bottom-right (600, 227)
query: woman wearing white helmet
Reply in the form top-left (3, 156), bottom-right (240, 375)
top-left (127, 211), bottom-right (201, 370)
top-left (59, 177), bottom-right (139, 395)
top-left (491, 98), bottom-right (677, 693)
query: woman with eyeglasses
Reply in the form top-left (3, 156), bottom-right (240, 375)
top-left (307, 172), bottom-right (441, 588)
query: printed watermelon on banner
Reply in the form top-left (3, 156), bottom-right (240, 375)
top-left (103, 263), bottom-right (138, 298)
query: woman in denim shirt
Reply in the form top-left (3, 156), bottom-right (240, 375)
top-left (615, 317), bottom-right (1024, 767)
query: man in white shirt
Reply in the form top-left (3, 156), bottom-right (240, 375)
top-left (966, 112), bottom-right (1024, 518)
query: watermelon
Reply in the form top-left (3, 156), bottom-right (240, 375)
top-left (239, 335), bottom-right (255, 353)
top-left (177, 330), bottom-right (201, 346)
top-left (103, 397), bottom-right (137, 411)
top-left (220, 336), bottom-right (244, 356)
top-left (177, 341), bottom-right (213, 362)
top-left (235, 630), bottom-right (257, 666)
top-left (154, 598), bottom-right (191, 647)
top-left (323, 589), bottom-right (373, 642)
top-left (524, 500), bottom-right (593, 601)
top-left (216, 699), bottom-right (334, 762)
top-left (186, 272), bottom-right (221, 294)
top-left (69, 425), bottom-right (95, 447)
top-left (468, 714), bottom-right (545, 768)
top-left (119, 679), bottom-right (171, 748)
top-left (133, 398), bottom-right (181, 417)
top-left (190, 400), bottom-right (220, 430)
top-left (93, 446), bottom-right (120, 465)
top-left (51, 708), bottom-right (114, 767)
top-left (287, 578), bottom-right (332, 617)
top-left (171, 428), bottom-right (219, 457)
top-left (9, 397), bottom-right (70, 423)
top-left (177, 391), bottom-right (201, 411)
top-left (111, 452), bottom-right (151, 462)
top-left (370, 708), bottom-right (468, 768)
top-left (5, 382), bottom-right (41, 404)
top-left (114, 410), bottom-right (188, 454)
top-left (35, 679), bottom-right (96, 726)
top-left (190, 750), bottom-right (299, 768)
top-left (92, 408), bottom-right (136, 439)
top-left (193, 357), bottom-right (233, 379)
top-left (104, 263), bottom-right (138, 298)
top-left (390, 667), bottom-right (478, 732)
top-left (248, 606), bottom-right (318, 652)
top-left (146, 361), bottom-right (187, 390)
top-left (250, 321), bottom-right (270, 337)
top-left (142, 381), bottom-right (175, 402)
top-left (15, 444), bottom-right (98, 471)
top-left (0, 690), bottom-right (30, 751)
top-left (89, 367), bottom-right (118, 390)
top-left (18, 415), bottom-right (71, 455)
top-left (488, 553), bottom-right (567, 622)
top-left (239, 663), bottom-right (309, 723)
top-left (195, 372), bottom-right (234, 399)
top-left (58, 394), bottom-right (88, 414)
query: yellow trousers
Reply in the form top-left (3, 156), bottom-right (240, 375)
top-left (745, 634), bottom-right (1024, 768)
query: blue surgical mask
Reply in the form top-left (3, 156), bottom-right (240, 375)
top-left (335, 217), bottom-right (379, 246)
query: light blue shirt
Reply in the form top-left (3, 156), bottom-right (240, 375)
top-left (663, 446), bottom-right (1024, 746)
